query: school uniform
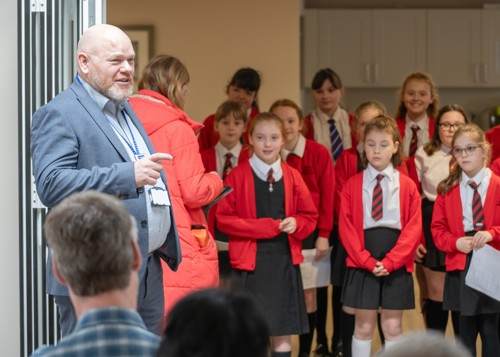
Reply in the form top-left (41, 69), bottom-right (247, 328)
top-left (200, 142), bottom-right (250, 281)
top-left (431, 168), bottom-right (500, 313)
top-left (197, 107), bottom-right (259, 152)
top-left (303, 107), bottom-right (355, 161)
top-left (414, 144), bottom-right (453, 270)
top-left (396, 115), bottom-right (435, 157)
top-left (432, 168), bottom-right (500, 356)
top-left (216, 156), bottom-right (318, 336)
top-left (339, 164), bottom-right (421, 310)
top-left (490, 157), bottom-right (500, 177)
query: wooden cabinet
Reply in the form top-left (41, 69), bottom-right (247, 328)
top-left (427, 9), bottom-right (500, 87)
top-left (303, 9), bottom-right (426, 88)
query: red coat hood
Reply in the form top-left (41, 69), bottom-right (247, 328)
top-left (130, 89), bottom-right (203, 136)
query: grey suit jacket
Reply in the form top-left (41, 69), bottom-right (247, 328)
top-left (31, 80), bottom-right (181, 296)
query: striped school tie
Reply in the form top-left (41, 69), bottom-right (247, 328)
top-left (409, 125), bottom-right (420, 157)
top-left (468, 181), bottom-right (484, 230)
top-left (372, 174), bottom-right (384, 221)
top-left (328, 118), bottom-right (343, 160)
top-left (267, 168), bottom-right (275, 192)
top-left (222, 152), bottom-right (233, 179)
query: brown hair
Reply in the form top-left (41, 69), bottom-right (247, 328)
top-left (215, 100), bottom-right (247, 124)
top-left (311, 68), bottom-right (343, 90)
top-left (248, 112), bottom-right (285, 139)
top-left (269, 99), bottom-right (304, 122)
top-left (437, 124), bottom-right (491, 194)
top-left (226, 67), bottom-right (261, 110)
top-left (423, 104), bottom-right (470, 156)
top-left (363, 115), bottom-right (405, 168)
top-left (395, 72), bottom-right (439, 119)
top-left (44, 191), bottom-right (136, 296)
top-left (354, 100), bottom-right (387, 127)
top-left (138, 54), bottom-right (190, 109)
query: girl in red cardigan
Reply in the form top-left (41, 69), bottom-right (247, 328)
top-left (216, 112), bottom-right (318, 357)
top-left (339, 115), bottom-right (421, 357)
top-left (270, 99), bottom-right (335, 357)
top-left (432, 124), bottom-right (500, 357)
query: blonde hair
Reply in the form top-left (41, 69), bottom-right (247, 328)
top-left (437, 124), bottom-right (491, 194)
top-left (363, 115), bottom-right (405, 168)
top-left (248, 112), bottom-right (285, 138)
top-left (138, 54), bottom-right (190, 109)
top-left (395, 72), bottom-right (439, 119)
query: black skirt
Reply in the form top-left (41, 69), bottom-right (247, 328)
top-left (421, 198), bottom-right (446, 271)
top-left (231, 173), bottom-right (308, 336)
top-left (342, 227), bottom-right (415, 310)
top-left (443, 232), bottom-right (500, 315)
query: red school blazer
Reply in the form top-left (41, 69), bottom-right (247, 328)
top-left (338, 170), bottom-right (422, 273)
top-left (216, 160), bottom-right (318, 271)
top-left (431, 173), bottom-right (500, 271)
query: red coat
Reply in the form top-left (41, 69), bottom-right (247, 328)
top-left (200, 145), bottom-right (250, 236)
top-left (303, 111), bottom-right (358, 148)
top-left (216, 160), bottom-right (318, 271)
top-left (286, 139), bottom-right (335, 238)
top-left (486, 125), bottom-right (500, 162)
top-left (338, 170), bottom-right (422, 273)
top-left (334, 148), bottom-right (410, 218)
top-left (130, 90), bottom-right (224, 314)
top-left (431, 174), bottom-right (500, 271)
top-left (197, 108), bottom-right (259, 152)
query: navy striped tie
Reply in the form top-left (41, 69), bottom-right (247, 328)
top-left (328, 118), bottom-right (343, 160)
top-left (372, 174), bottom-right (384, 221)
top-left (468, 181), bottom-right (484, 230)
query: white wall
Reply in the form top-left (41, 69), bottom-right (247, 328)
top-left (0, 0), bottom-right (20, 355)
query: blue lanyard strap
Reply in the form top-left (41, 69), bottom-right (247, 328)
top-left (106, 110), bottom-right (141, 156)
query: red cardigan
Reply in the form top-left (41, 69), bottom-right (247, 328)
top-left (200, 145), bottom-right (250, 236)
top-left (197, 108), bottom-right (259, 152)
top-left (431, 173), bottom-right (500, 271)
top-left (396, 117), bottom-right (435, 141)
top-left (335, 148), bottom-right (410, 218)
top-left (486, 125), bottom-right (500, 163)
top-left (491, 157), bottom-right (500, 177)
top-left (216, 160), bottom-right (318, 271)
top-left (303, 111), bottom-right (358, 148)
top-left (286, 139), bottom-right (335, 238)
top-left (338, 170), bottom-right (422, 273)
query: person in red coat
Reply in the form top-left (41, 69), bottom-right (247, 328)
top-left (216, 112), bottom-right (318, 357)
top-left (129, 55), bottom-right (223, 316)
top-left (197, 67), bottom-right (261, 152)
top-left (490, 156), bottom-right (500, 176)
top-left (270, 99), bottom-right (335, 357)
top-left (200, 100), bottom-right (250, 287)
top-left (339, 115), bottom-right (421, 357)
top-left (432, 124), bottom-right (500, 357)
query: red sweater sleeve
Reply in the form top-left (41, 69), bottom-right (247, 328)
top-left (431, 192), bottom-right (461, 253)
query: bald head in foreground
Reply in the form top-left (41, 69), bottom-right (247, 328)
top-left (31, 191), bottom-right (161, 357)
top-left (30, 23), bottom-right (181, 338)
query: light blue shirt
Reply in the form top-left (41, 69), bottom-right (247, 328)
top-left (78, 76), bottom-right (170, 252)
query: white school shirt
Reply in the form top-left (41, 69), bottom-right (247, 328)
top-left (214, 141), bottom-right (243, 177)
top-left (281, 134), bottom-right (306, 161)
top-left (362, 164), bottom-right (401, 230)
top-left (249, 155), bottom-right (283, 182)
top-left (414, 144), bottom-right (453, 202)
top-left (460, 167), bottom-right (491, 232)
top-left (403, 114), bottom-right (430, 156)
top-left (311, 107), bottom-right (352, 161)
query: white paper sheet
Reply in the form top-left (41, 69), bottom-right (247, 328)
top-left (465, 244), bottom-right (500, 302)
top-left (299, 248), bottom-right (332, 289)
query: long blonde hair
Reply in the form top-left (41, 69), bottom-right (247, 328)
top-left (395, 72), bottom-right (439, 119)
top-left (437, 124), bottom-right (491, 194)
top-left (138, 54), bottom-right (190, 109)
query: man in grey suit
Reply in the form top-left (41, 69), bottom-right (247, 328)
top-left (30, 24), bottom-right (181, 336)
